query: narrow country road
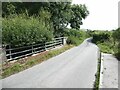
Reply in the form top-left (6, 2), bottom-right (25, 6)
top-left (2, 38), bottom-right (100, 88)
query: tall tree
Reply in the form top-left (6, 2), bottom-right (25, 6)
top-left (70, 4), bottom-right (89, 29)
top-left (2, 2), bottom-right (89, 36)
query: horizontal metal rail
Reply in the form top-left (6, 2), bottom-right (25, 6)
top-left (3, 37), bottom-right (65, 61)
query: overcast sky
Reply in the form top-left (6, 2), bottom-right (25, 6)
top-left (72, 0), bottom-right (119, 30)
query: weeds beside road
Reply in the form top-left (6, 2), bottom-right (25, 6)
top-left (91, 30), bottom-right (120, 60)
top-left (93, 52), bottom-right (101, 90)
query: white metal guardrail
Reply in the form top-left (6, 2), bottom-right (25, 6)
top-left (2, 37), bottom-right (67, 61)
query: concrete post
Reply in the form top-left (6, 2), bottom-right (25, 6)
top-left (63, 37), bottom-right (68, 45)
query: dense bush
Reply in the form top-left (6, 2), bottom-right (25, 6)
top-left (2, 14), bottom-right (54, 47)
top-left (91, 31), bottom-right (113, 54)
top-left (114, 47), bottom-right (120, 60)
top-left (92, 30), bottom-right (120, 58)
top-left (64, 29), bottom-right (81, 37)
top-left (92, 32), bottom-right (110, 43)
top-left (66, 36), bottom-right (80, 45)
top-left (112, 28), bottom-right (120, 59)
top-left (63, 29), bottom-right (87, 45)
top-left (112, 28), bottom-right (120, 41)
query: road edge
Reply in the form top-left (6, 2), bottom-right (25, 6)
top-left (99, 52), bottom-right (104, 89)
top-left (93, 48), bottom-right (101, 90)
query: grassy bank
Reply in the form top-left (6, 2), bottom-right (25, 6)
top-left (97, 42), bottom-right (114, 54)
top-left (91, 29), bottom-right (120, 60)
top-left (2, 45), bottom-right (74, 78)
top-left (91, 31), bottom-right (114, 54)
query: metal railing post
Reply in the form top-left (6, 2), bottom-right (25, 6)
top-left (53, 40), bottom-right (55, 48)
top-left (45, 42), bottom-right (47, 51)
top-left (32, 45), bottom-right (34, 54)
top-left (9, 45), bottom-right (12, 60)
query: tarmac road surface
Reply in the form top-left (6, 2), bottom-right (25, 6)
top-left (2, 38), bottom-right (99, 88)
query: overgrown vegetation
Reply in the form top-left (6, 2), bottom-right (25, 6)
top-left (91, 29), bottom-right (120, 60)
top-left (2, 14), bottom-right (53, 47)
top-left (2, 45), bottom-right (73, 78)
top-left (2, 2), bottom-right (89, 47)
top-left (112, 28), bottom-right (120, 60)
top-left (64, 29), bottom-right (89, 45)
top-left (91, 31), bottom-right (113, 54)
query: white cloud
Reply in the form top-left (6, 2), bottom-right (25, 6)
top-left (72, 0), bottom-right (119, 30)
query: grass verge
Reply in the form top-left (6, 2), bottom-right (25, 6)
top-left (97, 42), bottom-right (114, 54)
top-left (93, 52), bottom-right (101, 90)
top-left (2, 45), bottom-right (74, 78)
